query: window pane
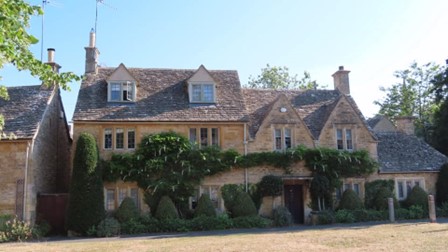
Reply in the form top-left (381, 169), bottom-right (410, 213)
top-left (344, 183), bottom-right (351, 192)
top-left (203, 84), bottom-right (214, 102)
top-left (274, 129), bottom-right (282, 150)
top-left (189, 128), bottom-right (197, 144)
top-left (284, 128), bottom-right (292, 149)
top-left (414, 181), bottom-right (420, 187)
top-left (104, 129), bottom-right (112, 149)
top-left (398, 181), bottom-right (404, 199)
top-left (111, 83), bottom-right (121, 101)
top-left (130, 188), bottom-right (139, 208)
top-left (127, 129), bottom-right (135, 149)
top-left (353, 183), bottom-right (360, 196)
top-left (211, 128), bottom-right (219, 146)
top-left (118, 188), bottom-right (127, 205)
top-left (337, 129), bottom-right (343, 150)
top-left (406, 181), bottom-right (412, 197)
top-left (346, 129), bottom-right (353, 150)
top-left (192, 85), bottom-right (201, 102)
top-left (200, 128), bottom-right (208, 147)
top-left (106, 189), bottom-right (115, 211)
top-left (116, 128), bottom-right (124, 149)
top-left (123, 82), bottom-right (133, 101)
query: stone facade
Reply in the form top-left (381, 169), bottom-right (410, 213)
top-left (0, 87), bottom-right (72, 222)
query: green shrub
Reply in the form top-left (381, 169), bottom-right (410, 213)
top-left (157, 218), bottom-right (189, 232)
top-left (194, 194), bottom-right (216, 218)
top-left (139, 215), bottom-right (160, 233)
top-left (404, 186), bottom-right (428, 210)
top-left (0, 214), bottom-right (12, 232)
top-left (120, 218), bottom-right (147, 234)
top-left (232, 216), bottom-right (270, 228)
top-left (96, 217), bottom-right (120, 237)
top-left (0, 217), bottom-right (33, 242)
top-left (335, 210), bottom-right (355, 223)
top-left (258, 175), bottom-right (283, 197)
top-left (221, 184), bottom-right (243, 215)
top-left (115, 197), bottom-right (139, 223)
top-left (436, 163), bottom-right (448, 206)
top-left (408, 205), bottom-right (425, 219)
top-left (155, 196), bottom-right (179, 220)
top-left (436, 201), bottom-right (448, 217)
top-left (317, 210), bottom-right (335, 225)
top-left (338, 189), bottom-right (363, 210)
top-left (364, 180), bottom-right (396, 210)
top-left (232, 192), bottom-right (258, 217)
top-left (272, 206), bottom-right (293, 227)
top-left (189, 215), bottom-right (232, 231)
top-left (33, 220), bottom-right (51, 238)
top-left (395, 208), bottom-right (411, 220)
top-left (67, 133), bottom-right (105, 235)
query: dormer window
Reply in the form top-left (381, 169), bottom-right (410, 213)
top-left (108, 81), bottom-right (135, 102)
top-left (189, 83), bottom-right (215, 103)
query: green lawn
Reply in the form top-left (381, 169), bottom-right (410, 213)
top-left (1, 221), bottom-right (447, 252)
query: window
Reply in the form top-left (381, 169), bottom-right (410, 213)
top-left (116, 128), bottom-right (124, 149)
top-left (106, 189), bottom-right (116, 211)
top-left (336, 182), bottom-right (361, 200)
top-left (200, 185), bottom-right (220, 209)
top-left (396, 178), bottom-right (424, 200)
top-left (189, 128), bottom-right (220, 147)
top-left (336, 128), bottom-right (354, 151)
top-left (104, 128), bottom-right (137, 150)
top-left (190, 83), bottom-right (215, 103)
top-left (127, 129), bottom-right (135, 149)
top-left (108, 81), bottom-right (135, 102)
top-left (105, 187), bottom-right (139, 211)
top-left (274, 128), bottom-right (293, 151)
top-left (104, 129), bottom-right (112, 149)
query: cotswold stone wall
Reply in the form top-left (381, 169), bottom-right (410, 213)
top-left (0, 142), bottom-right (27, 216)
top-left (72, 122), bottom-right (246, 161)
top-left (318, 98), bottom-right (378, 159)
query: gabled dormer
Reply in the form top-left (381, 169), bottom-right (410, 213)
top-left (186, 65), bottom-right (217, 103)
top-left (106, 63), bottom-right (138, 102)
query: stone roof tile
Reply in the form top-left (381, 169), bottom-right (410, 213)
top-left (73, 68), bottom-right (248, 122)
top-left (0, 85), bottom-right (53, 139)
top-left (377, 132), bottom-right (448, 173)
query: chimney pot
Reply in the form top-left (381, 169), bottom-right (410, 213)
top-left (339, 66), bottom-right (344, 70)
top-left (89, 29), bottom-right (96, 47)
top-left (445, 59), bottom-right (448, 65)
top-left (47, 48), bottom-right (55, 63)
top-left (85, 30), bottom-right (99, 74)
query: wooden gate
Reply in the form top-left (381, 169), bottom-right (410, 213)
top-left (36, 193), bottom-right (68, 234)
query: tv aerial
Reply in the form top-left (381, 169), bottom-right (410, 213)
top-left (40, 0), bottom-right (62, 62)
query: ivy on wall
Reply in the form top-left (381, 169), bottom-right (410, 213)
top-left (102, 132), bottom-right (378, 211)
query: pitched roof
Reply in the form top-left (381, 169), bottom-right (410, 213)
top-left (242, 89), bottom-right (341, 138)
top-left (73, 67), bottom-right (248, 122)
top-left (366, 114), bottom-right (382, 129)
top-left (0, 85), bottom-right (53, 139)
top-left (377, 132), bottom-right (448, 173)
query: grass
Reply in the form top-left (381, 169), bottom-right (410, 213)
top-left (1, 221), bottom-right (448, 252)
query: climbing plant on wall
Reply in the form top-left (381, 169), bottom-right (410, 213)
top-left (103, 132), bottom-right (378, 213)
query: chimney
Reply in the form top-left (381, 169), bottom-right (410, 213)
top-left (332, 66), bottom-right (350, 95)
top-left (85, 29), bottom-right (100, 74)
top-left (395, 116), bottom-right (416, 135)
top-left (46, 48), bottom-right (61, 73)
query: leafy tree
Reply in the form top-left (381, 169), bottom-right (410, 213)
top-left (247, 64), bottom-right (319, 89)
top-left (66, 133), bottom-right (105, 235)
top-left (436, 163), bottom-right (448, 206)
top-left (0, 0), bottom-right (80, 139)
top-left (430, 65), bottom-right (448, 155)
top-left (374, 62), bottom-right (444, 140)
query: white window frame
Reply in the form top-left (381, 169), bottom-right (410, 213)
top-left (335, 127), bottom-right (354, 151)
top-left (108, 81), bottom-right (136, 102)
top-left (336, 180), bottom-right (362, 200)
top-left (104, 128), bottom-right (137, 150)
top-left (395, 178), bottom-right (425, 200)
top-left (188, 82), bottom-right (216, 103)
top-left (273, 127), bottom-right (293, 151)
top-left (189, 127), bottom-right (220, 148)
top-left (104, 186), bottom-right (140, 211)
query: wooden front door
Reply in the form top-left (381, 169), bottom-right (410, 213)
top-left (284, 184), bottom-right (304, 224)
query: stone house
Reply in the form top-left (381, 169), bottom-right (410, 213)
top-left (0, 51), bottom-right (72, 223)
top-left (72, 32), bottom-right (446, 224)
top-left (366, 115), bottom-right (447, 201)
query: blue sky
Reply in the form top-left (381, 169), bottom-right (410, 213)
top-left (2, 0), bottom-right (448, 121)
